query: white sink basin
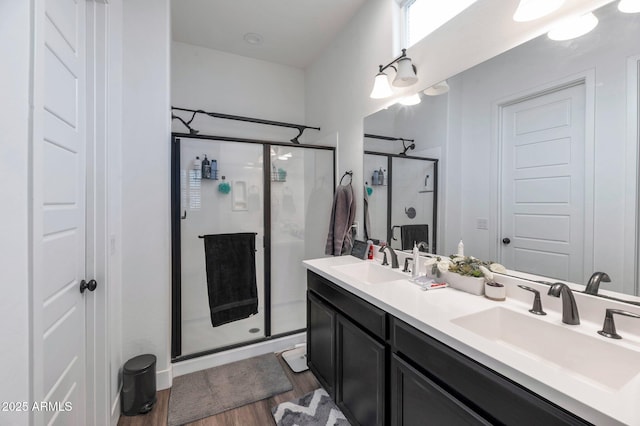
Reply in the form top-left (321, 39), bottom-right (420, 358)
top-left (331, 262), bottom-right (408, 284)
top-left (451, 307), bottom-right (640, 390)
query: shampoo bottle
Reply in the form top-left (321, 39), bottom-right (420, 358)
top-left (457, 240), bottom-right (464, 257)
top-left (202, 155), bottom-right (211, 179)
top-left (211, 159), bottom-right (217, 179)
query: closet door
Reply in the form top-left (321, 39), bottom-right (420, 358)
top-left (31, 0), bottom-right (89, 423)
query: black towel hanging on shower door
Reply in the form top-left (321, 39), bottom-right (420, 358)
top-left (201, 232), bottom-right (258, 327)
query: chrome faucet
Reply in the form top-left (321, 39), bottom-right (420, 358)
top-left (379, 245), bottom-right (399, 269)
top-left (548, 283), bottom-right (580, 325)
top-left (585, 271), bottom-right (611, 295)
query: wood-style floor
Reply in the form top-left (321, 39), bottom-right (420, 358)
top-left (117, 354), bottom-right (320, 426)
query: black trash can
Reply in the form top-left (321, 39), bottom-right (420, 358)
top-left (121, 354), bottom-right (157, 416)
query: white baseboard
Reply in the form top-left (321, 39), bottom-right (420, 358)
top-left (172, 332), bottom-right (306, 378)
top-left (156, 365), bottom-right (173, 390)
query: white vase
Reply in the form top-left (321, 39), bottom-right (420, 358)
top-left (484, 282), bottom-right (506, 301)
top-left (443, 271), bottom-right (485, 296)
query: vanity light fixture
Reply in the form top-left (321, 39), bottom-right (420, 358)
top-left (513, 0), bottom-right (564, 22)
top-left (369, 49), bottom-right (418, 99)
top-left (398, 94), bottom-right (421, 106)
top-left (618, 0), bottom-right (640, 13)
top-left (547, 12), bottom-right (598, 41)
top-left (423, 80), bottom-right (449, 96)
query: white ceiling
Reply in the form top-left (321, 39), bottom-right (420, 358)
top-left (171, 0), bottom-right (367, 69)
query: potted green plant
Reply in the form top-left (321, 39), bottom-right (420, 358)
top-left (443, 256), bottom-right (507, 296)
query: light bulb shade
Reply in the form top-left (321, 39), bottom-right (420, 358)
top-left (547, 12), bottom-right (598, 41)
top-left (513, 0), bottom-right (564, 22)
top-left (370, 72), bottom-right (393, 99)
top-left (618, 0), bottom-right (640, 13)
top-left (398, 94), bottom-right (421, 106)
top-left (423, 80), bottom-right (450, 96)
top-left (392, 57), bottom-right (418, 87)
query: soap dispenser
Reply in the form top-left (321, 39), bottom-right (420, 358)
top-left (412, 242), bottom-right (420, 278)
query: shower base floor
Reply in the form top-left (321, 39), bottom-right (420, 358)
top-left (181, 300), bottom-right (306, 356)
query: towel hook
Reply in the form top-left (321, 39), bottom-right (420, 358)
top-left (340, 170), bottom-right (353, 185)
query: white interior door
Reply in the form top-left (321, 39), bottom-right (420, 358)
top-left (500, 83), bottom-right (586, 282)
top-left (32, 0), bottom-right (89, 424)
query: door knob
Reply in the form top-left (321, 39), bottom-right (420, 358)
top-left (80, 279), bottom-right (97, 294)
top-left (502, 238), bottom-right (511, 245)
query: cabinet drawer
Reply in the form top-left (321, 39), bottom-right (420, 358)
top-left (308, 271), bottom-right (387, 340)
top-left (391, 317), bottom-right (590, 426)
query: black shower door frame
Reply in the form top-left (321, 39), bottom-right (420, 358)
top-left (171, 133), bottom-right (336, 361)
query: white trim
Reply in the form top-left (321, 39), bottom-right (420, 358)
top-left (156, 366), bottom-right (173, 390)
top-left (492, 70), bottom-right (596, 282)
top-left (86, 1), bottom-right (120, 424)
top-left (171, 332), bottom-right (306, 379)
top-left (627, 54), bottom-right (640, 296)
top-left (110, 393), bottom-right (120, 426)
top-left (105, 0), bottom-right (124, 419)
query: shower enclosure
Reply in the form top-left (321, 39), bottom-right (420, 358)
top-left (171, 134), bottom-right (335, 360)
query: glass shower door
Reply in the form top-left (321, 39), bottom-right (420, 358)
top-left (269, 145), bottom-right (334, 335)
top-left (179, 137), bottom-right (265, 356)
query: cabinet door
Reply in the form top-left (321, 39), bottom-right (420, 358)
top-left (391, 354), bottom-right (491, 426)
top-left (307, 291), bottom-right (335, 396)
top-left (336, 314), bottom-right (385, 426)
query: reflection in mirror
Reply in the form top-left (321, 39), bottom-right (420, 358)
top-left (364, 152), bottom-right (438, 253)
top-left (364, 2), bottom-right (640, 296)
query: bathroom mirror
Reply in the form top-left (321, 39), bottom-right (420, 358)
top-left (363, 1), bottom-right (640, 296)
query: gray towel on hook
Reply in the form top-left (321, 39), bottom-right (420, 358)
top-left (325, 184), bottom-right (356, 256)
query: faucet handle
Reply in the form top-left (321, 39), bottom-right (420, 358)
top-left (381, 252), bottom-right (389, 266)
top-left (597, 308), bottom-right (640, 339)
top-left (518, 285), bottom-right (547, 316)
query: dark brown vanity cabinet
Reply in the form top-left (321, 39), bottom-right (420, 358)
top-left (307, 270), bottom-right (591, 426)
top-left (391, 318), bottom-right (590, 426)
top-left (307, 271), bottom-right (386, 425)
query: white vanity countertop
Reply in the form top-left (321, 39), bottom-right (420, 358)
top-left (303, 255), bottom-right (640, 426)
